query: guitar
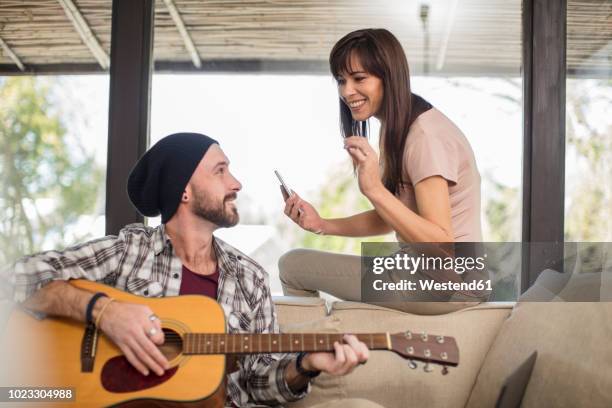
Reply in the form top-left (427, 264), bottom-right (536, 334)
top-left (0, 280), bottom-right (459, 407)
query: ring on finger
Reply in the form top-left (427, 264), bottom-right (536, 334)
top-left (148, 314), bottom-right (159, 322)
top-left (147, 327), bottom-right (158, 337)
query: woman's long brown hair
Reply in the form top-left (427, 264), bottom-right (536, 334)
top-left (329, 28), bottom-right (426, 195)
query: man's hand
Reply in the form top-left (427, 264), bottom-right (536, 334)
top-left (96, 300), bottom-right (169, 376)
top-left (302, 334), bottom-right (369, 375)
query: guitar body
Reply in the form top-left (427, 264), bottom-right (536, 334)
top-left (0, 280), bottom-right (227, 407)
top-left (0, 280), bottom-right (460, 407)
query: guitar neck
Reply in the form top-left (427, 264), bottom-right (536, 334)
top-left (182, 333), bottom-right (390, 355)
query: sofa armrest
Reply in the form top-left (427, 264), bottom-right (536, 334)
top-left (273, 295), bottom-right (328, 307)
top-left (331, 300), bottom-right (515, 314)
top-left (292, 301), bottom-right (513, 408)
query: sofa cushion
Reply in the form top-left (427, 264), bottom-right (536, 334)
top-left (307, 398), bottom-right (386, 408)
top-left (281, 315), bottom-right (347, 407)
top-left (321, 301), bottom-right (513, 408)
top-left (274, 295), bottom-right (328, 330)
top-left (518, 269), bottom-right (606, 302)
top-left (466, 302), bottom-right (612, 408)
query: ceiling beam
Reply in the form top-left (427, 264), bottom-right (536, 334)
top-left (0, 36), bottom-right (25, 71)
top-left (162, 0), bottom-right (202, 68)
top-left (3, 60), bottom-right (603, 78)
top-left (57, 0), bottom-right (110, 69)
top-left (0, 59), bottom-right (545, 77)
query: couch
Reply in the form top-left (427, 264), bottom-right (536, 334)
top-left (273, 270), bottom-right (612, 408)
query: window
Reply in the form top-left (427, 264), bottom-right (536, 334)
top-left (0, 76), bottom-right (108, 265)
top-left (564, 0), bottom-right (612, 242)
top-left (149, 1), bottom-right (522, 294)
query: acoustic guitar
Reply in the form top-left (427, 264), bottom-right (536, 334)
top-left (0, 280), bottom-right (459, 407)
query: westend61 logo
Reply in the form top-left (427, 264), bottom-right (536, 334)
top-left (361, 242), bottom-right (494, 303)
top-left (371, 252), bottom-right (487, 275)
top-left (361, 242), bottom-right (611, 303)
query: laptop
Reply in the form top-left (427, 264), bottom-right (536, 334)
top-left (495, 351), bottom-right (538, 408)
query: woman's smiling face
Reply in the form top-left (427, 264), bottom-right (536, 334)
top-left (336, 54), bottom-right (384, 123)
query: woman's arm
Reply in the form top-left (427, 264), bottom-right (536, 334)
top-left (367, 175), bottom-right (454, 242)
top-left (322, 209), bottom-right (393, 237)
top-left (283, 192), bottom-right (392, 237)
top-left (343, 137), bottom-right (454, 243)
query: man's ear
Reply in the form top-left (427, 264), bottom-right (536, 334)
top-left (182, 190), bottom-right (189, 202)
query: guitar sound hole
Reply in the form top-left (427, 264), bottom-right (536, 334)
top-left (159, 328), bottom-right (183, 361)
top-left (100, 328), bottom-right (182, 393)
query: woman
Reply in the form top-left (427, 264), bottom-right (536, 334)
top-left (280, 29), bottom-right (485, 312)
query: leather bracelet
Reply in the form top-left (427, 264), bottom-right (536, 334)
top-left (296, 352), bottom-right (321, 378)
top-left (85, 292), bottom-right (108, 326)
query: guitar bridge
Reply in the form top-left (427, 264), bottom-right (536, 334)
top-left (81, 323), bottom-right (98, 372)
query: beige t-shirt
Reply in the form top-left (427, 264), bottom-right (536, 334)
top-left (396, 108), bottom-right (482, 242)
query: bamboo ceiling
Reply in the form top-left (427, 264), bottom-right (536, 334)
top-left (0, 0), bottom-right (609, 76)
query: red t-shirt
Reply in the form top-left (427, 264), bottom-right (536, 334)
top-left (178, 265), bottom-right (219, 298)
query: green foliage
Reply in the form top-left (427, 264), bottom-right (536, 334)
top-left (472, 77), bottom-right (612, 243)
top-left (0, 77), bottom-right (104, 265)
top-left (290, 78), bottom-right (611, 251)
top-left (484, 174), bottom-right (520, 242)
top-left (296, 164), bottom-right (393, 254)
top-left (564, 79), bottom-right (612, 241)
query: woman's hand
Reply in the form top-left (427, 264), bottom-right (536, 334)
top-left (282, 189), bottom-right (326, 234)
top-left (344, 136), bottom-right (384, 198)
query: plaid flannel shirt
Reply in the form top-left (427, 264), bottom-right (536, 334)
top-left (3, 223), bottom-right (308, 407)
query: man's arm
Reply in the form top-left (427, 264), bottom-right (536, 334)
top-left (22, 280), bottom-right (170, 377)
top-left (228, 281), bottom-right (308, 406)
top-left (3, 234), bottom-right (123, 325)
top-left (22, 280), bottom-right (93, 322)
top-left (5, 235), bottom-right (123, 303)
top-left (3, 232), bottom-right (169, 377)
top-left (284, 334), bottom-right (369, 392)
top-left (229, 271), bottom-right (368, 406)
top-left (283, 356), bottom-right (310, 393)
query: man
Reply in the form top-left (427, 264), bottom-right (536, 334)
top-left (3, 133), bottom-right (369, 407)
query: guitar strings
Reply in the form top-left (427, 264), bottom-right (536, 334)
top-left (162, 333), bottom-right (348, 338)
top-left (159, 333), bottom-right (347, 347)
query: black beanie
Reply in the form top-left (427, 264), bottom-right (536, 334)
top-left (127, 132), bottom-right (218, 223)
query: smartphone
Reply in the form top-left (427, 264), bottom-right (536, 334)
top-left (274, 170), bottom-right (293, 197)
top-left (275, 170), bottom-right (303, 216)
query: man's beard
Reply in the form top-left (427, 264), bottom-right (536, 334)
top-left (191, 188), bottom-right (239, 228)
